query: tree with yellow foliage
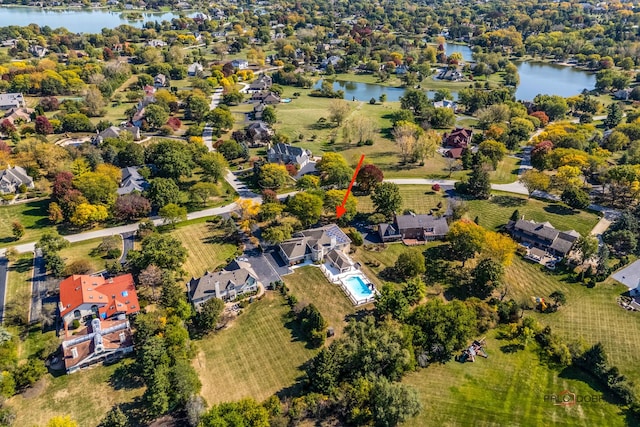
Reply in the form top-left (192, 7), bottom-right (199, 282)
top-left (482, 230), bottom-right (518, 267)
top-left (47, 415), bottom-right (78, 427)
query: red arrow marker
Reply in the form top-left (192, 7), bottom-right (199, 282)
top-left (336, 154), bottom-right (365, 219)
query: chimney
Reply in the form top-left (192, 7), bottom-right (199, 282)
top-left (214, 281), bottom-right (221, 297)
top-left (119, 332), bottom-right (126, 343)
top-left (330, 236), bottom-right (337, 248)
top-left (71, 347), bottom-right (78, 359)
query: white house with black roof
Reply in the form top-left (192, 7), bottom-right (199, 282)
top-left (278, 224), bottom-right (351, 266)
top-left (267, 143), bottom-right (311, 168)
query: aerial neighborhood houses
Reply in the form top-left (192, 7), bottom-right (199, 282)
top-left (187, 259), bottom-right (261, 309)
top-left (58, 274), bottom-right (140, 374)
top-left (378, 213), bottom-right (450, 245)
top-left (0, 165), bottom-right (34, 194)
top-left (507, 218), bottom-right (580, 264)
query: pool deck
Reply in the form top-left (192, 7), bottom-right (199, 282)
top-left (318, 263), bottom-right (377, 306)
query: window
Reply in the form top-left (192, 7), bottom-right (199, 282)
top-left (73, 310), bottom-right (81, 319)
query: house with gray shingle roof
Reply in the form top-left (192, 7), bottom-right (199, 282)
top-left (507, 218), bottom-right (580, 258)
top-left (118, 167), bottom-right (148, 195)
top-left (0, 165), bottom-right (34, 194)
top-left (187, 260), bottom-right (259, 308)
top-left (278, 224), bottom-right (351, 266)
top-left (267, 143), bottom-right (311, 168)
top-left (379, 213), bottom-right (449, 244)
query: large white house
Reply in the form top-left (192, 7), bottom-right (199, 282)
top-left (278, 224), bottom-right (351, 266)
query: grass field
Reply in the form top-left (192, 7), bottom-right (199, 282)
top-left (194, 292), bottom-right (317, 404)
top-left (465, 193), bottom-right (600, 237)
top-left (404, 333), bottom-right (628, 427)
top-left (4, 253), bottom-right (33, 325)
top-left (58, 236), bottom-right (122, 274)
top-left (6, 359), bottom-right (144, 427)
top-left (168, 220), bottom-right (238, 278)
top-left (357, 185), bottom-right (448, 215)
top-left (0, 199), bottom-right (50, 248)
top-left (283, 266), bottom-right (356, 339)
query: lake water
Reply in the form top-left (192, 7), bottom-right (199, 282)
top-left (314, 79), bottom-right (458, 103)
top-left (443, 43), bottom-right (596, 100)
top-left (514, 61), bottom-right (596, 100)
top-left (0, 7), bottom-right (183, 32)
top-left (445, 43), bottom-right (474, 62)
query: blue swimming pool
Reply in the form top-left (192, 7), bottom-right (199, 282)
top-left (343, 275), bottom-right (374, 302)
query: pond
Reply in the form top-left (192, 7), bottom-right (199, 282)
top-left (442, 43), bottom-right (596, 99)
top-left (313, 79), bottom-right (458, 103)
top-left (514, 61), bottom-right (596, 101)
top-left (445, 43), bottom-right (474, 62)
top-left (0, 6), bottom-right (185, 32)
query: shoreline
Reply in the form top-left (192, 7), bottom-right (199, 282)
top-left (0, 4), bottom-right (195, 13)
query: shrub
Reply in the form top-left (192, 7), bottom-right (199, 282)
top-left (71, 319), bottom-right (80, 329)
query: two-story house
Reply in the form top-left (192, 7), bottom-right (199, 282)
top-left (378, 213), bottom-right (449, 244)
top-left (278, 224), bottom-right (351, 266)
top-left (507, 218), bottom-right (580, 258)
top-left (58, 274), bottom-right (140, 327)
top-left (187, 260), bottom-right (260, 308)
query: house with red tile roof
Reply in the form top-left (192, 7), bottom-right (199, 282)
top-left (58, 274), bottom-right (140, 327)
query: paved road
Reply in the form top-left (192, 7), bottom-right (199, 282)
top-left (120, 231), bottom-right (135, 265)
top-left (29, 249), bottom-right (46, 324)
top-left (0, 257), bottom-right (7, 324)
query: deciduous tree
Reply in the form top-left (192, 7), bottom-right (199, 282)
top-left (371, 182), bottom-right (403, 219)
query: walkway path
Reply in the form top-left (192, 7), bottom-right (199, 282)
top-left (29, 249), bottom-right (45, 324)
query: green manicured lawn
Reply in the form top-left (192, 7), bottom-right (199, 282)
top-left (6, 359), bottom-right (144, 427)
top-left (404, 334), bottom-right (628, 427)
top-left (4, 253), bottom-right (33, 326)
top-left (489, 156), bottom-right (520, 184)
top-left (353, 243), bottom-right (428, 289)
top-left (59, 236), bottom-right (122, 274)
top-left (168, 221), bottom-right (238, 278)
top-left (503, 258), bottom-right (640, 394)
top-left (465, 193), bottom-right (600, 237)
top-left (0, 199), bottom-right (50, 248)
top-left (283, 266), bottom-right (356, 339)
top-left (358, 185), bottom-right (448, 215)
top-left (194, 292), bottom-right (317, 404)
